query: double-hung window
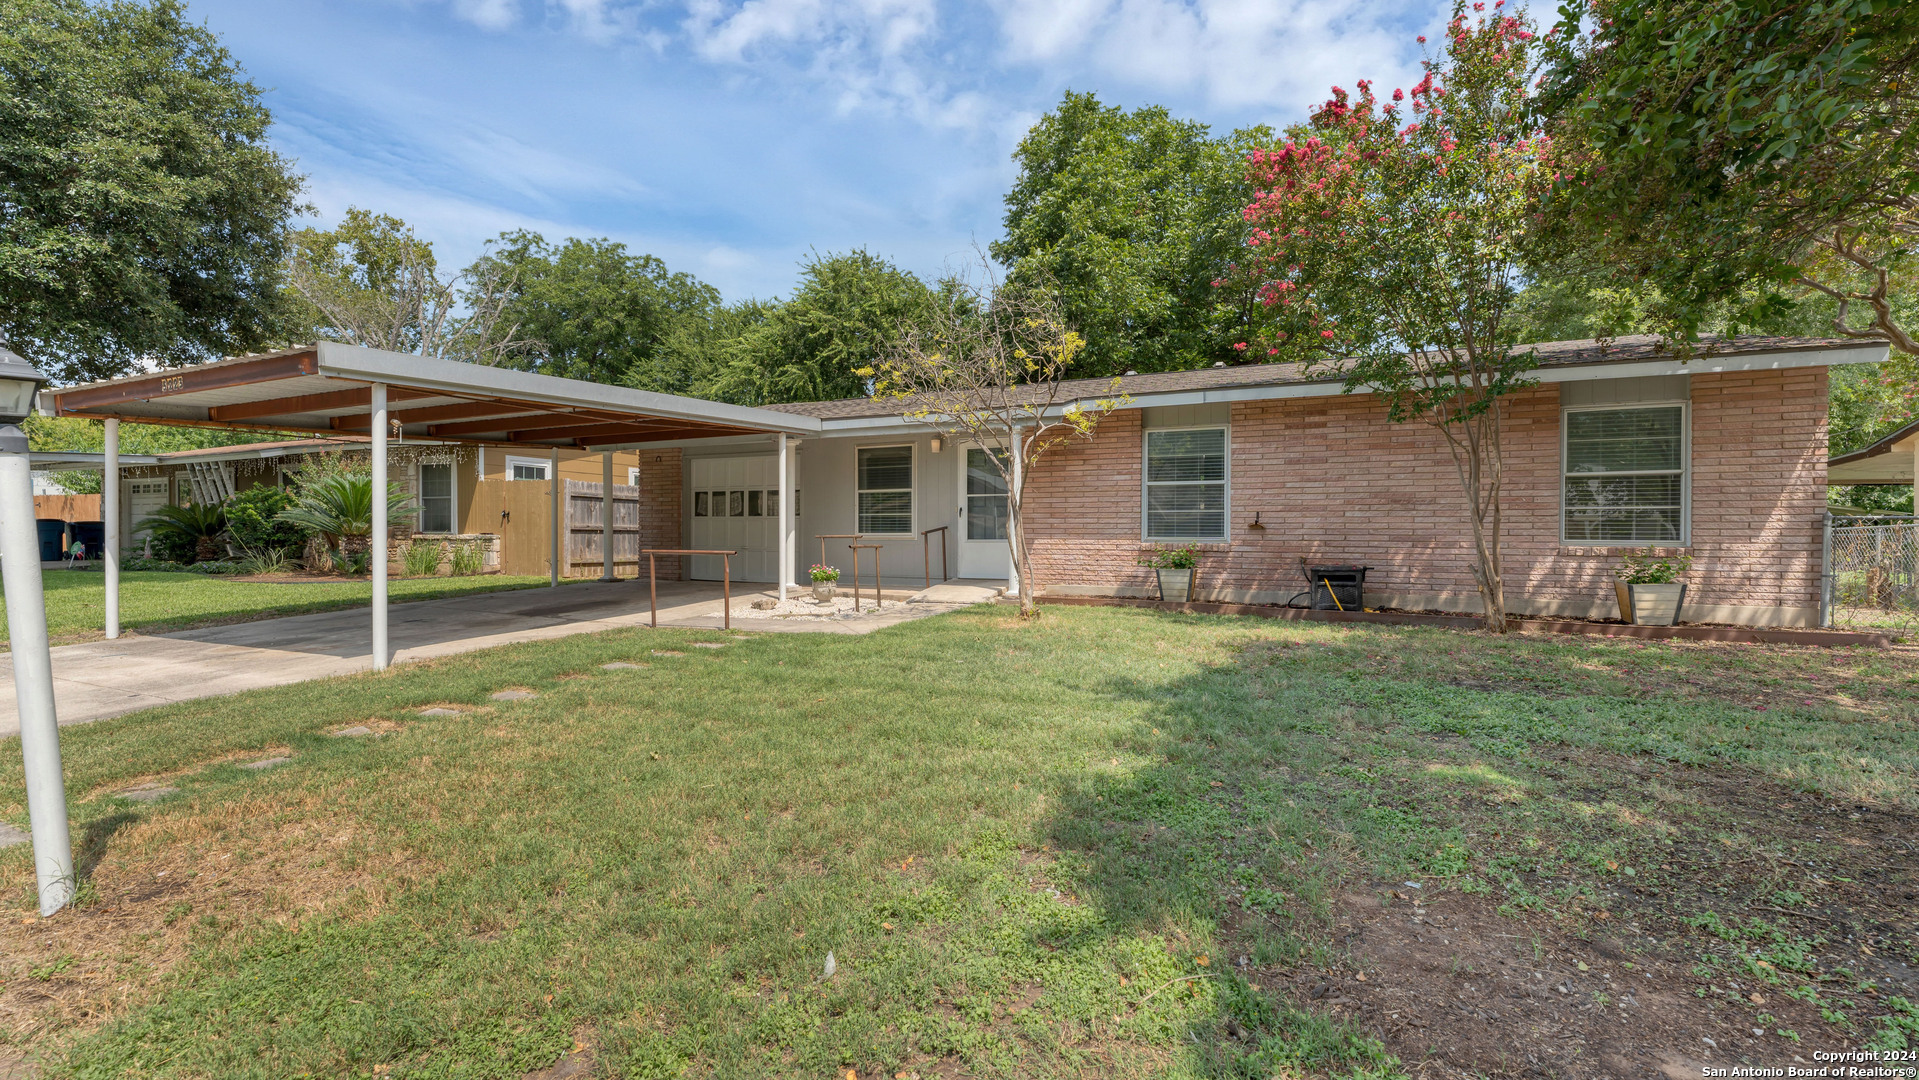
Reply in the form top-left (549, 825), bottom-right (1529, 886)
top-left (1144, 428), bottom-right (1227, 540)
top-left (857, 445), bottom-right (913, 534)
top-left (1562, 404), bottom-right (1687, 544)
top-left (418, 463), bottom-right (454, 533)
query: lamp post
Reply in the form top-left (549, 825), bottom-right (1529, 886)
top-left (0, 342), bottom-right (73, 916)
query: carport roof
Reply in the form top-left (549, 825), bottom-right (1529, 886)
top-left (43, 341), bottom-right (820, 448)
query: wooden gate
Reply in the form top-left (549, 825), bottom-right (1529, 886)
top-left (476, 479), bottom-right (555, 577)
top-left (566, 480), bottom-right (641, 577)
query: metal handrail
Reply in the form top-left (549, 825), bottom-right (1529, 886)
top-left (848, 543), bottom-right (884, 612)
top-left (921, 525), bottom-right (949, 589)
top-left (642, 548), bottom-right (738, 630)
top-left (816, 533), bottom-right (861, 569)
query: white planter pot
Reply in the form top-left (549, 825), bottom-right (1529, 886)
top-left (1615, 581), bottom-right (1687, 626)
top-left (1156, 567), bottom-right (1195, 604)
top-left (812, 583), bottom-right (837, 601)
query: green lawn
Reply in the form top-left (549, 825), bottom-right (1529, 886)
top-left (0, 607), bottom-right (1914, 1077)
top-left (4, 570), bottom-right (563, 645)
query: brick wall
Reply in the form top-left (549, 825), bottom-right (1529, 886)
top-left (634, 447), bottom-right (684, 580)
top-left (1021, 369), bottom-right (1828, 625)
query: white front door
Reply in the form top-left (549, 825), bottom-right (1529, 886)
top-left (689, 455), bottom-right (783, 582)
top-left (957, 445), bottom-right (1011, 580)
top-left (127, 479), bottom-right (168, 546)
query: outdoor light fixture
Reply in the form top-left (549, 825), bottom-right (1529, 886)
top-left (929, 436), bottom-right (942, 453)
top-left (0, 339), bottom-right (74, 917)
top-left (0, 339), bottom-right (45, 433)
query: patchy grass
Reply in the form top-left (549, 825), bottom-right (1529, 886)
top-left (0, 607), bottom-right (1913, 1078)
top-left (5, 570), bottom-right (563, 645)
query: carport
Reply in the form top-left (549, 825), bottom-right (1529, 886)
top-left (44, 341), bottom-right (821, 668)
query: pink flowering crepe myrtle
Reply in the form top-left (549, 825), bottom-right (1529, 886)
top-left (1219, 0), bottom-right (1555, 633)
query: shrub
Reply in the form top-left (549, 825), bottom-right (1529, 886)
top-left (136, 502), bottom-right (227, 562)
top-left (402, 539), bottom-right (446, 577)
top-left (225, 485), bottom-right (307, 554)
top-left (449, 541), bottom-right (486, 576)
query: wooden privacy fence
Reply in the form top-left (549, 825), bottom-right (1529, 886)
top-left (566, 479), bottom-right (642, 577)
top-left (472, 478), bottom-right (644, 579)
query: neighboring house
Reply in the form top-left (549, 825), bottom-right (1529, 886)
top-left (1827, 418), bottom-right (1919, 499)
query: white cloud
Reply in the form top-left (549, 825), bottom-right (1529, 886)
top-left (994, 0), bottom-right (1437, 112)
top-left (449, 0), bottom-right (519, 30)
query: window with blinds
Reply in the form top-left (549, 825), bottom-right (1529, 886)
top-left (1144, 428), bottom-right (1227, 540)
top-left (857, 445), bottom-right (913, 534)
top-left (418, 463), bottom-right (454, 533)
top-left (1562, 405), bottom-right (1687, 544)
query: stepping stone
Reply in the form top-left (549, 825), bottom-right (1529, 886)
top-left (419, 707), bottom-right (461, 717)
top-left (490, 690), bottom-right (537, 702)
top-left (240, 756), bottom-right (292, 771)
top-left (600, 662), bottom-right (645, 670)
top-left (0, 822), bottom-right (27, 849)
top-left (690, 642), bottom-right (729, 649)
top-left (118, 786), bottom-right (177, 803)
top-left (331, 725), bottom-right (374, 738)
top-left (650, 650), bottom-right (683, 657)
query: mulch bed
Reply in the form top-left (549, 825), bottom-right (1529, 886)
top-left (1039, 596), bottom-right (1896, 647)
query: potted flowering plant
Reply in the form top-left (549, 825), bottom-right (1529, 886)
top-left (809, 564), bottom-right (840, 601)
top-left (1613, 547), bottom-right (1692, 626)
top-left (1140, 544), bottom-right (1202, 603)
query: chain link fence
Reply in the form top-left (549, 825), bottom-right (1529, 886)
top-left (1823, 514), bottom-right (1919, 632)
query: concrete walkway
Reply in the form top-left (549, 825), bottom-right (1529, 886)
top-left (0, 578), bottom-right (1003, 736)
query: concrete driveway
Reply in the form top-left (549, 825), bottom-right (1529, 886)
top-left (0, 578), bottom-right (996, 735)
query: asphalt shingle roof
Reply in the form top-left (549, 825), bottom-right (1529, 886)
top-left (760, 334), bottom-right (1867, 421)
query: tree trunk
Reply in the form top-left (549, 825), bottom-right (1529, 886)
top-left (1006, 491), bottom-right (1038, 618)
top-left (1444, 411), bottom-right (1509, 633)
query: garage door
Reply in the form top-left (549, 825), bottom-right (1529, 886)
top-left (689, 455), bottom-right (784, 582)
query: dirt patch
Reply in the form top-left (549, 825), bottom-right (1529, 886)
top-left (1236, 759), bottom-right (1918, 1078)
top-left (0, 791), bottom-right (436, 1042)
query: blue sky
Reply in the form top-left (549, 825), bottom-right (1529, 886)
top-left (197, 0), bottom-right (1454, 303)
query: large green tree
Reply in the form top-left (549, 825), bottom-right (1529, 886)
top-left (0, 0), bottom-right (304, 383)
top-left (669, 250), bottom-right (936, 405)
top-left (1536, 0), bottom-right (1919, 355)
top-left (994, 92), bottom-right (1272, 376)
top-left (284, 208), bottom-right (536, 364)
top-left (474, 232), bottom-right (721, 385)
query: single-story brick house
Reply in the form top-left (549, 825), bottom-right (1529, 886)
top-left (45, 335), bottom-right (1885, 628)
top-left (730, 334), bottom-right (1880, 627)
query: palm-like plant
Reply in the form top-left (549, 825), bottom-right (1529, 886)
top-left (136, 503), bottom-right (229, 562)
top-left (275, 473), bottom-right (411, 575)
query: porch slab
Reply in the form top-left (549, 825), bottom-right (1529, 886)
top-left (0, 577), bottom-right (994, 735)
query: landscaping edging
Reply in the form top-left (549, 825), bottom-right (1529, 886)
top-left (1038, 595), bottom-right (1896, 647)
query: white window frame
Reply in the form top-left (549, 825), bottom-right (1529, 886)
top-left (1141, 425), bottom-right (1230, 542)
top-left (1559, 400), bottom-right (1691, 547)
top-left (504, 455), bottom-right (550, 482)
top-left (628, 466), bottom-right (641, 487)
top-left (415, 461), bottom-right (458, 534)
top-left (855, 442), bottom-right (916, 536)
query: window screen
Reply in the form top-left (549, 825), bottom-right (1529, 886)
top-left (1563, 405), bottom-right (1686, 543)
top-left (857, 446), bottom-right (913, 533)
top-left (1144, 429), bottom-right (1226, 539)
top-left (418, 464), bottom-right (454, 533)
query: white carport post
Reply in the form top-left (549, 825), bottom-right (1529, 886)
top-left (104, 418), bottom-right (120, 639)
top-left (777, 433), bottom-right (791, 601)
top-left (549, 445), bottom-right (561, 587)
top-left (600, 450), bottom-right (616, 582)
top-left (370, 383), bottom-right (389, 671)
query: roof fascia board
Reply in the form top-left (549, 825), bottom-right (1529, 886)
top-left (28, 452), bottom-right (162, 468)
top-left (314, 342), bottom-right (821, 436)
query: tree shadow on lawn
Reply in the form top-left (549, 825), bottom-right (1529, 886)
top-left (1045, 619), bottom-right (1919, 1078)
